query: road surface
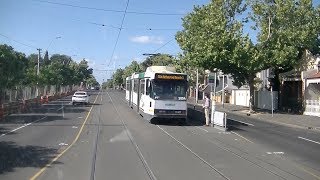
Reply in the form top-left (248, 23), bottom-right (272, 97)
top-left (0, 90), bottom-right (319, 180)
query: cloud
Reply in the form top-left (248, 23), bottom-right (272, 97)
top-left (130, 36), bottom-right (164, 44)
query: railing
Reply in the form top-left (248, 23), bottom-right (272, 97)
top-left (305, 100), bottom-right (320, 116)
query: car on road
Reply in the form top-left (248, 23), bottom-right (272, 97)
top-left (72, 91), bottom-right (89, 105)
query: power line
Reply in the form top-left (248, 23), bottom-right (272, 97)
top-left (0, 33), bottom-right (37, 49)
top-left (107, 0), bottom-right (130, 66)
top-left (68, 18), bottom-right (180, 31)
top-left (152, 39), bottom-right (174, 53)
top-left (32, 0), bottom-right (184, 16)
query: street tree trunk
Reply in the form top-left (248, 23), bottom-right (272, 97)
top-left (248, 75), bottom-right (256, 113)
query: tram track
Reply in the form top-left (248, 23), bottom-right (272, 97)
top-left (111, 90), bottom-right (230, 179)
top-left (106, 91), bottom-right (157, 180)
top-left (90, 91), bottom-right (103, 180)
top-left (111, 90), bottom-right (316, 180)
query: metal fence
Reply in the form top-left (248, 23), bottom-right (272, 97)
top-left (0, 85), bottom-right (79, 104)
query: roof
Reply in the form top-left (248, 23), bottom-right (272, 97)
top-left (307, 72), bottom-right (320, 79)
top-left (303, 69), bottom-right (320, 79)
top-left (146, 66), bottom-right (176, 74)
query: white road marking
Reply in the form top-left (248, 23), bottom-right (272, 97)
top-left (0, 116), bottom-right (47, 138)
top-left (56, 107), bottom-right (63, 111)
top-left (78, 117), bottom-right (83, 119)
top-left (231, 131), bottom-right (253, 143)
top-left (229, 118), bottom-right (254, 126)
top-left (72, 126), bottom-right (78, 129)
top-left (58, 143), bottom-right (69, 146)
top-left (196, 127), bottom-right (209, 132)
top-left (298, 136), bottom-right (320, 145)
top-left (273, 152), bottom-right (284, 155)
top-left (218, 132), bottom-right (231, 134)
top-left (266, 152), bottom-right (284, 155)
top-left (157, 125), bottom-right (231, 180)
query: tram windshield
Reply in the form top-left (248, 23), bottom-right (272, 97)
top-left (151, 80), bottom-right (187, 100)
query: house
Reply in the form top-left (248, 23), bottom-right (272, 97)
top-left (302, 57), bottom-right (320, 117)
top-left (278, 51), bottom-right (320, 116)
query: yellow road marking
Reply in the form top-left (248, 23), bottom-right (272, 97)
top-left (30, 92), bottom-right (100, 180)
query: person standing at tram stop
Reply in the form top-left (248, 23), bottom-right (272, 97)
top-left (203, 93), bottom-right (211, 126)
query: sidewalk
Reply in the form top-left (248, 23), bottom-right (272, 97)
top-left (188, 97), bottom-right (320, 131)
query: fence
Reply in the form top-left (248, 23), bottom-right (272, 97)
top-left (255, 91), bottom-right (278, 110)
top-left (0, 85), bottom-right (79, 119)
top-left (0, 85), bottom-right (79, 104)
top-left (304, 100), bottom-right (320, 117)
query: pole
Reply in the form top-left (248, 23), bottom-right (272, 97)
top-left (196, 69), bottom-right (199, 104)
top-left (213, 72), bottom-right (217, 99)
top-left (211, 71), bottom-right (217, 126)
top-left (113, 62), bottom-right (115, 89)
top-left (271, 86), bottom-right (274, 117)
top-left (222, 74), bottom-right (225, 108)
top-left (36, 48), bottom-right (41, 97)
top-left (37, 48), bottom-right (41, 75)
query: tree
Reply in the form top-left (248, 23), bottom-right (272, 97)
top-left (43, 50), bottom-right (50, 65)
top-left (85, 75), bottom-right (99, 87)
top-left (250, 0), bottom-right (320, 90)
top-left (176, 0), bottom-right (266, 111)
top-left (0, 44), bottom-right (28, 89)
top-left (50, 54), bottom-right (72, 65)
top-left (0, 44), bottom-right (28, 103)
top-left (113, 68), bottom-right (124, 86)
top-left (140, 54), bottom-right (175, 71)
top-left (122, 60), bottom-right (142, 80)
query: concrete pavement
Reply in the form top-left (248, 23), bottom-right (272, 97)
top-left (188, 97), bottom-right (320, 131)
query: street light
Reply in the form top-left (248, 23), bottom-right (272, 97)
top-left (36, 36), bottom-right (62, 97)
top-left (46, 36), bottom-right (62, 51)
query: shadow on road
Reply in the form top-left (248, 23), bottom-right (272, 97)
top-left (0, 141), bottom-right (60, 174)
top-left (150, 118), bottom-right (190, 126)
top-left (1, 115), bottom-right (69, 125)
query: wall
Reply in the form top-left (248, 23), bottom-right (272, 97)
top-left (231, 89), bottom-right (250, 107)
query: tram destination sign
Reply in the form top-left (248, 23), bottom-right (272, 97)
top-left (155, 73), bottom-right (187, 80)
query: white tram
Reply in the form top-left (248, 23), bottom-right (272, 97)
top-left (125, 66), bottom-right (188, 123)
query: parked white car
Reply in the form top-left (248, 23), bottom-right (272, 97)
top-left (72, 91), bottom-right (89, 105)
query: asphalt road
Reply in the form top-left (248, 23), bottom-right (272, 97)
top-left (0, 90), bottom-right (319, 180)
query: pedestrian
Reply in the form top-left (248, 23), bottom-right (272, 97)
top-left (203, 93), bottom-right (211, 126)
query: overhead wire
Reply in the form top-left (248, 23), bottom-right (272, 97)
top-left (65, 18), bottom-right (180, 31)
top-left (32, 0), bottom-right (185, 16)
top-left (107, 0), bottom-right (130, 66)
top-left (152, 38), bottom-right (174, 53)
top-left (0, 33), bottom-right (37, 49)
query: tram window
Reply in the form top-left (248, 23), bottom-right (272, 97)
top-left (140, 80), bottom-right (145, 94)
top-left (146, 79), bottom-right (150, 95)
top-left (126, 80), bottom-right (130, 90)
top-left (134, 79), bottom-right (139, 92)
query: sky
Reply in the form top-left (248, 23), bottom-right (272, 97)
top-left (1, 0), bottom-right (319, 83)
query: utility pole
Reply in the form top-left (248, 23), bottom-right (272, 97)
top-left (36, 48), bottom-right (42, 97)
top-left (37, 48), bottom-right (41, 75)
top-left (195, 69), bottom-right (199, 104)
